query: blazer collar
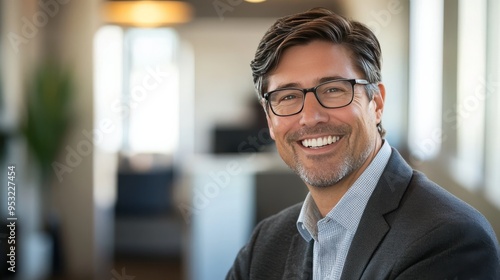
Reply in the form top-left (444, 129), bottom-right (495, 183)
top-left (340, 148), bottom-right (413, 280)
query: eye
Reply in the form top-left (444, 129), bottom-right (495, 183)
top-left (281, 94), bottom-right (298, 101)
top-left (319, 81), bottom-right (350, 95)
top-left (324, 87), bottom-right (342, 93)
top-left (271, 90), bottom-right (302, 104)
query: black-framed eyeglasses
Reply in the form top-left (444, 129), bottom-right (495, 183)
top-left (263, 78), bottom-right (370, 116)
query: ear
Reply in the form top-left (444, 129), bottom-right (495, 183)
top-left (373, 83), bottom-right (386, 124)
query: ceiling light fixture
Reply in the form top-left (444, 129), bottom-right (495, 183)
top-left (102, 1), bottom-right (193, 27)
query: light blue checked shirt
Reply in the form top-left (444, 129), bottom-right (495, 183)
top-left (297, 140), bottom-right (392, 280)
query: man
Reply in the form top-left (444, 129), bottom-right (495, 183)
top-left (226, 8), bottom-right (500, 280)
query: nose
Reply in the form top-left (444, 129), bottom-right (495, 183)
top-left (299, 92), bottom-right (329, 127)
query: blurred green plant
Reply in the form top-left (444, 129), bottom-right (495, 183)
top-left (22, 62), bottom-right (73, 182)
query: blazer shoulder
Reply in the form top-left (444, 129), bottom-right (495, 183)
top-left (256, 202), bottom-right (303, 235)
top-left (408, 170), bottom-right (491, 223)
top-left (397, 169), bottom-right (499, 249)
top-left (387, 171), bottom-right (500, 278)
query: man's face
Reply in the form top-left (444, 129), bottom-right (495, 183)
top-left (265, 40), bottom-right (385, 189)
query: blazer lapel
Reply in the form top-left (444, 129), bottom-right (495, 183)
top-left (340, 149), bottom-right (413, 280)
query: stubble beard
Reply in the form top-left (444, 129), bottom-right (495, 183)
top-left (290, 140), bottom-right (373, 189)
top-left (281, 123), bottom-right (374, 189)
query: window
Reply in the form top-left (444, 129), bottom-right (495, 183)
top-left (453, 0), bottom-right (487, 190)
top-left (485, 0), bottom-right (500, 208)
top-left (408, 0), bottom-right (444, 162)
top-left (94, 26), bottom-right (180, 155)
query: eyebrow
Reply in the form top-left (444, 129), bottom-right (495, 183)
top-left (271, 75), bottom-right (348, 91)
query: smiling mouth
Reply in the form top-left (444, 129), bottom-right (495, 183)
top-left (301, 135), bottom-right (341, 148)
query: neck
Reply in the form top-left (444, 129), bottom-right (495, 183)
top-left (308, 185), bottom-right (350, 217)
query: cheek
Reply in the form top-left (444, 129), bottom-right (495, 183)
top-left (267, 115), bottom-right (297, 143)
top-left (346, 102), bottom-right (376, 134)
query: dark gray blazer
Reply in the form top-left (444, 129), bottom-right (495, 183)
top-left (226, 149), bottom-right (500, 279)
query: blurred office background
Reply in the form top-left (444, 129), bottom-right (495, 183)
top-left (0, 0), bottom-right (499, 279)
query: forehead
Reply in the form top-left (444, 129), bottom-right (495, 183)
top-left (267, 41), bottom-right (362, 90)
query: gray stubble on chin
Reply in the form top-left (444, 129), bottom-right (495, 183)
top-left (290, 145), bottom-right (371, 189)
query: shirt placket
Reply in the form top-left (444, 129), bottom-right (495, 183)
top-left (315, 218), bottom-right (344, 280)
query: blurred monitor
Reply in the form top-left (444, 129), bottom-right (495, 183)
top-left (212, 126), bottom-right (274, 154)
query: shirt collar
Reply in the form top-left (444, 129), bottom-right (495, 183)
top-left (296, 140), bottom-right (392, 241)
top-left (297, 192), bottom-right (321, 242)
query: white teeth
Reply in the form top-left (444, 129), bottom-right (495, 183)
top-left (301, 136), bottom-right (340, 148)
